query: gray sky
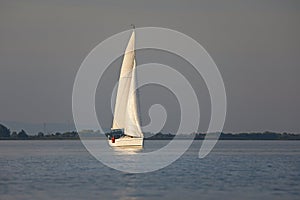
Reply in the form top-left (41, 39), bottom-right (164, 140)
top-left (0, 0), bottom-right (299, 133)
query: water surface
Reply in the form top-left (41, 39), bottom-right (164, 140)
top-left (0, 140), bottom-right (299, 200)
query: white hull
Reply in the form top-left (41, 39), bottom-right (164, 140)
top-left (108, 136), bottom-right (143, 147)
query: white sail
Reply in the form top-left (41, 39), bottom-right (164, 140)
top-left (112, 30), bottom-right (143, 138)
top-left (125, 59), bottom-right (143, 138)
top-left (112, 31), bottom-right (135, 130)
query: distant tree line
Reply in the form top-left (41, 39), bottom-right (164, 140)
top-left (0, 124), bottom-right (78, 140)
top-left (0, 124), bottom-right (29, 139)
top-left (1, 123), bottom-right (300, 140)
top-left (193, 131), bottom-right (300, 140)
top-left (147, 131), bottom-right (300, 140)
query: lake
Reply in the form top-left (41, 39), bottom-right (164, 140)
top-left (0, 140), bottom-right (299, 200)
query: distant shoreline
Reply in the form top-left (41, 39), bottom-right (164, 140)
top-left (1, 124), bottom-right (300, 140)
top-left (1, 138), bottom-right (300, 141)
top-left (1, 133), bottom-right (300, 140)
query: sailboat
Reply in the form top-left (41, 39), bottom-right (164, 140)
top-left (106, 27), bottom-right (144, 147)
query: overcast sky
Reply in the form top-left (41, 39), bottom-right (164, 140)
top-left (0, 0), bottom-right (299, 133)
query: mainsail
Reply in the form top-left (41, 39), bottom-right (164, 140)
top-left (112, 31), bottom-right (143, 138)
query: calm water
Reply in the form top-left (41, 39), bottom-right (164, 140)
top-left (0, 140), bottom-right (300, 200)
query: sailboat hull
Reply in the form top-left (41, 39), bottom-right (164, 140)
top-left (108, 136), bottom-right (143, 147)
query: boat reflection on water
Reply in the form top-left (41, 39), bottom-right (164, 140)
top-left (111, 145), bottom-right (143, 155)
